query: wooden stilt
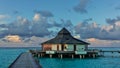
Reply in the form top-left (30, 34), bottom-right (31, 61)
top-left (49, 54), bottom-right (52, 58)
top-left (93, 54), bottom-right (96, 58)
top-left (83, 55), bottom-right (85, 58)
top-left (38, 54), bottom-right (40, 57)
top-left (79, 55), bottom-right (82, 59)
top-left (60, 54), bottom-right (63, 59)
top-left (89, 54), bottom-right (91, 57)
top-left (72, 54), bottom-right (74, 58)
top-left (58, 54), bottom-right (60, 58)
top-left (40, 53), bottom-right (42, 57)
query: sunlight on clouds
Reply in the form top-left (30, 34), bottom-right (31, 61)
top-left (33, 13), bottom-right (41, 22)
top-left (101, 25), bottom-right (113, 31)
top-left (87, 38), bottom-right (112, 47)
top-left (5, 35), bottom-right (22, 43)
top-left (0, 14), bottom-right (10, 20)
top-left (87, 38), bottom-right (96, 42)
top-left (74, 35), bottom-right (80, 39)
top-left (115, 21), bottom-right (120, 26)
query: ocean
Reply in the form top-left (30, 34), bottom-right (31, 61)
top-left (0, 47), bottom-right (120, 68)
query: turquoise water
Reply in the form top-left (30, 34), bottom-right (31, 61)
top-left (0, 47), bottom-right (40, 68)
top-left (1, 47), bottom-right (120, 68)
top-left (39, 57), bottom-right (120, 68)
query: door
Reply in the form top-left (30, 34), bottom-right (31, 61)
top-left (61, 44), bottom-right (64, 51)
top-left (74, 44), bottom-right (76, 51)
top-left (57, 45), bottom-right (59, 51)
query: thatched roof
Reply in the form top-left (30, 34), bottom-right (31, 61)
top-left (41, 28), bottom-right (90, 45)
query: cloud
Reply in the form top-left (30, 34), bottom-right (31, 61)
top-left (35, 10), bottom-right (54, 17)
top-left (60, 19), bottom-right (74, 33)
top-left (4, 35), bottom-right (22, 43)
top-left (0, 11), bottom-right (63, 38)
top-left (73, 0), bottom-right (90, 13)
top-left (60, 19), bottom-right (73, 27)
top-left (106, 16), bottom-right (120, 25)
top-left (75, 17), bottom-right (120, 40)
top-left (0, 36), bottom-right (49, 47)
top-left (87, 38), bottom-right (120, 47)
top-left (75, 22), bottom-right (101, 39)
top-left (0, 14), bottom-right (10, 20)
top-left (33, 13), bottom-right (41, 22)
top-left (84, 18), bottom-right (92, 21)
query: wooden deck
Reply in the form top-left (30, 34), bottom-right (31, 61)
top-left (9, 52), bottom-right (42, 68)
top-left (30, 50), bottom-right (99, 58)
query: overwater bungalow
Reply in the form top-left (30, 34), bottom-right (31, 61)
top-left (41, 28), bottom-right (89, 54)
top-left (30, 28), bottom-right (98, 58)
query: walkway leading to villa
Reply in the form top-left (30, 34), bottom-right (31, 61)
top-left (9, 52), bottom-right (42, 68)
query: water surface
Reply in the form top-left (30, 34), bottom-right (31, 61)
top-left (1, 47), bottom-right (120, 68)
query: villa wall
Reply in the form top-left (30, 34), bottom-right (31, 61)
top-left (43, 44), bottom-right (87, 51)
top-left (76, 45), bottom-right (85, 51)
top-left (67, 44), bottom-right (74, 51)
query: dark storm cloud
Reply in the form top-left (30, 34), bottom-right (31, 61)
top-left (73, 0), bottom-right (90, 13)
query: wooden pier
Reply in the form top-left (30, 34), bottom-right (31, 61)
top-left (29, 50), bottom-right (99, 59)
top-left (9, 52), bottom-right (42, 68)
top-left (99, 50), bottom-right (120, 57)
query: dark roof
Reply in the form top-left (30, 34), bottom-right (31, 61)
top-left (41, 28), bottom-right (90, 45)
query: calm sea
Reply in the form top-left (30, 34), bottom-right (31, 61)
top-left (1, 47), bottom-right (120, 68)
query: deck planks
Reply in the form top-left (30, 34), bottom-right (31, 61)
top-left (9, 52), bottom-right (42, 68)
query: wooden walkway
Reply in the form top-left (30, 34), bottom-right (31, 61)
top-left (9, 52), bottom-right (42, 68)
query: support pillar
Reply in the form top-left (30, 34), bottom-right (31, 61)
top-left (49, 54), bottom-right (52, 58)
top-left (83, 55), bottom-right (85, 58)
top-left (60, 54), bottom-right (63, 59)
top-left (89, 54), bottom-right (91, 57)
top-left (38, 54), bottom-right (41, 57)
top-left (93, 54), bottom-right (96, 58)
top-left (72, 54), bottom-right (74, 58)
top-left (79, 55), bottom-right (82, 59)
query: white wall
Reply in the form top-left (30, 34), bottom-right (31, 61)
top-left (51, 44), bottom-right (57, 50)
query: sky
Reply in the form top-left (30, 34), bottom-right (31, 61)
top-left (0, 0), bottom-right (120, 47)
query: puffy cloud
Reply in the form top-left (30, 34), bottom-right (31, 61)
top-left (75, 17), bottom-right (120, 40)
top-left (0, 14), bottom-right (10, 20)
top-left (87, 38), bottom-right (120, 47)
top-left (0, 36), bottom-right (49, 47)
top-left (4, 35), bottom-right (22, 43)
top-left (73, 0), bottom-right (90, 13)
top-left (106, 16), bottom-right (120, 25)
top-left (33, 13), bottom-right (41, 22)
top-left (75, 22), bottom-right (101, 39)
top-left (6, 16), bottom-right (31, 36)
top-left (0, 10), bottom-right (63, 38)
